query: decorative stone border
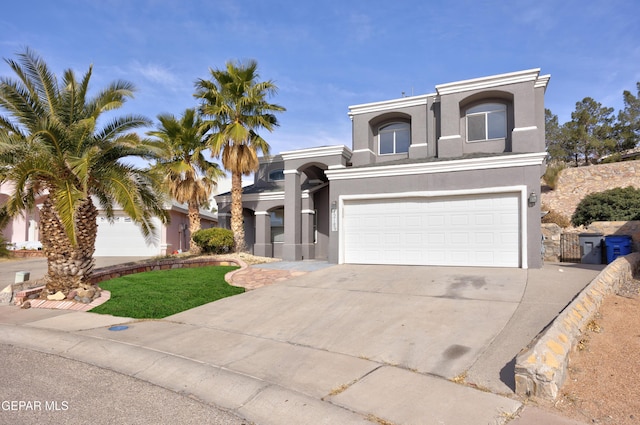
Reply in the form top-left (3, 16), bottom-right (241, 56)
top-left (515, 253), bottom-right (640, 400)
top-left (88, 255), bottom-right (245, 285)
top-left (9, 250), bottom-right (46, 258)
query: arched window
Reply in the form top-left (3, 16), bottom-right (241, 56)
top-left (379, 122), bottom-right (410, 155)
top-left (466, 103), bottom-right (507, 142)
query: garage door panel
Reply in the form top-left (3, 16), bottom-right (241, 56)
top-left (94, 216), bottom-right (161, 257)
top-left (343, 193), bottom-right (520, 267)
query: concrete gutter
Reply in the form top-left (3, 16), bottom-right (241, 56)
top-left (514, 253), bottom-right (640, 400)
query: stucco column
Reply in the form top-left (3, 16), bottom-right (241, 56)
top-left (283, 169), bottom-right (302, 260)
top-left (301, 209), bottom-right (315, 260)
top-left (217, 212), bottom-right (231, 229)
top-left (512, 86), bottom-right (539, 153)
top-left (253, 211), bottom-right (272, 258)
top-left (436, 96), bottom-right (463, 158)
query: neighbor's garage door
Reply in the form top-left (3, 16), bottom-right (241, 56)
top-left (94, 215), bottom-right (160, 257)
top-left (342, 193), bottom-right (520, 267)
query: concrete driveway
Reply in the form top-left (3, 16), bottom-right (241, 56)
top-left (169, 264), bottom-right (527, 381)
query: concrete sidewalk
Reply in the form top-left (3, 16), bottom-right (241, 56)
top-left (0, 261), bottom-right (601, 425)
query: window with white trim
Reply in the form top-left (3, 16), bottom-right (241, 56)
top-left (379, 122), bottom-right (410, 154)
top-left (466, 103), bottom-right (507, 142)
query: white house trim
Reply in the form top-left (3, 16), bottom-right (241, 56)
top-left (535, 74), bottom-right (551, 90)
top-left (326, 152), bottom-right (547, 181)
top-left (281, 145), bottom-right (352, 161)
top-left (437, 135), bottom-right (461, 141)
top-left (512, 126), bottom-right (538, 133)
top-left (435, 69), bottom-right (543, 95)
top-left (217, 190), bottom-right (312, 203)
top-left (349, 94), bottom-right (432, 117)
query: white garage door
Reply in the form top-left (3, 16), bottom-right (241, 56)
top-left (342, 193), bottom-right (520, 267)
top-left (94, 216), bottom-right (161, 257)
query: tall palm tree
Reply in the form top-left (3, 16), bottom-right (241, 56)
top-left (147, 108), bottom-right (223, 254)
top-left (0, 48), bottom-right (168, 295)
top-left (194, 60), bottom-right (285, 252)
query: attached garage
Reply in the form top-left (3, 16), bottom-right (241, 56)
top-left (341, 191), bottom-right (522, 268)
top-left (94, 215), bottom-right (161, 257)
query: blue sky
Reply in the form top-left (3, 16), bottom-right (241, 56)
top-left (1, 0), bottom-right (639, 183)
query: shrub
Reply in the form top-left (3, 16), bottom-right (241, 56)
top-left (0, 236), bottom-right (10, 258)
top-left (191, 228), bottom-right (235, 254)
top-left (571, 186), bottom-right (640, 227)
top-left (543, 163), bottom-right (565, 190)
top-left (541, 207), bottom-right (571, 228)
top-left (600, 153), bottom-right (622, 164)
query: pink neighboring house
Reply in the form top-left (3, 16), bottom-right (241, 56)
top-left (0, 182), bottom-right (216, 256)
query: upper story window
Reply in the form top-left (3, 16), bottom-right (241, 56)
top-left (379, 122), bottom-right (410, 155)
top-left (466, 103), bottom-right (507, 142)
top-left (268, 169), bottom-right (285, 181)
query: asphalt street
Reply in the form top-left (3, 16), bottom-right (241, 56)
top-left (0, 344), bottom-right (250, 425)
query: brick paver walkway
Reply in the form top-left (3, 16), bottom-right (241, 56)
top-left (228, 267), bottom-right (308, 290)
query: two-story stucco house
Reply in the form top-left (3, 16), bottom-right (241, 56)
top-left (215, 68), bottom-right (550, 268)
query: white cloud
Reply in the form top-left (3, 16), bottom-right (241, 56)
top-left (130, 61), bottom-right (179, 86)
top-left (347, 13), bottom-right (374, 43)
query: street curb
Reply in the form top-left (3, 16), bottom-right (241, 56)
top-left (514, 253), bottom-right (640, 400)
top-left (0, 323), bottom-right (369, 424)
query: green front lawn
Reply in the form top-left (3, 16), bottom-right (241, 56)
top-left (90, 265), bottom-right (242, 319)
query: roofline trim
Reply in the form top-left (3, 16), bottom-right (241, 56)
top-left (325, 152), bottom-right (547, 181)
top-left (435, 68), bottom-right (543, 95)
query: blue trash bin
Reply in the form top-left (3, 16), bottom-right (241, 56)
top-left (604, 235), bottom-right (633, 263)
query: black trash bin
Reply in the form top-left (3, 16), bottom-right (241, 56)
top-left (579, 233), bottom-right (604, 264)
top-left (604, 235), bottom-right (633, 263)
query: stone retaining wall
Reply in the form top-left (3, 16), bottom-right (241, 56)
top-left (514, 253), bottom-right (640, 400)
top-left (541, 223), bottom-right (562, 262)
top-left (541, 161), bottom-right (640, 220)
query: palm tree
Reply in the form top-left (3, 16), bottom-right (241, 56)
top-left (147, 108), bottom-right (223, 254)
top-left (194, 60), bottom-right (285, 252)
top-left (0, 48), bottom-right (168, 295)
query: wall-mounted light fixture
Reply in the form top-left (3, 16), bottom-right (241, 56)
top-left (528, 192), bottom-right (538, 207)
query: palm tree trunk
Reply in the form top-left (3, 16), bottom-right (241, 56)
top-left (187, 200), bottom-right (202, 254)
top-left (39, 197), bottom-right (97, 295)
top-left (230, 171), bottom-right (246, 252)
